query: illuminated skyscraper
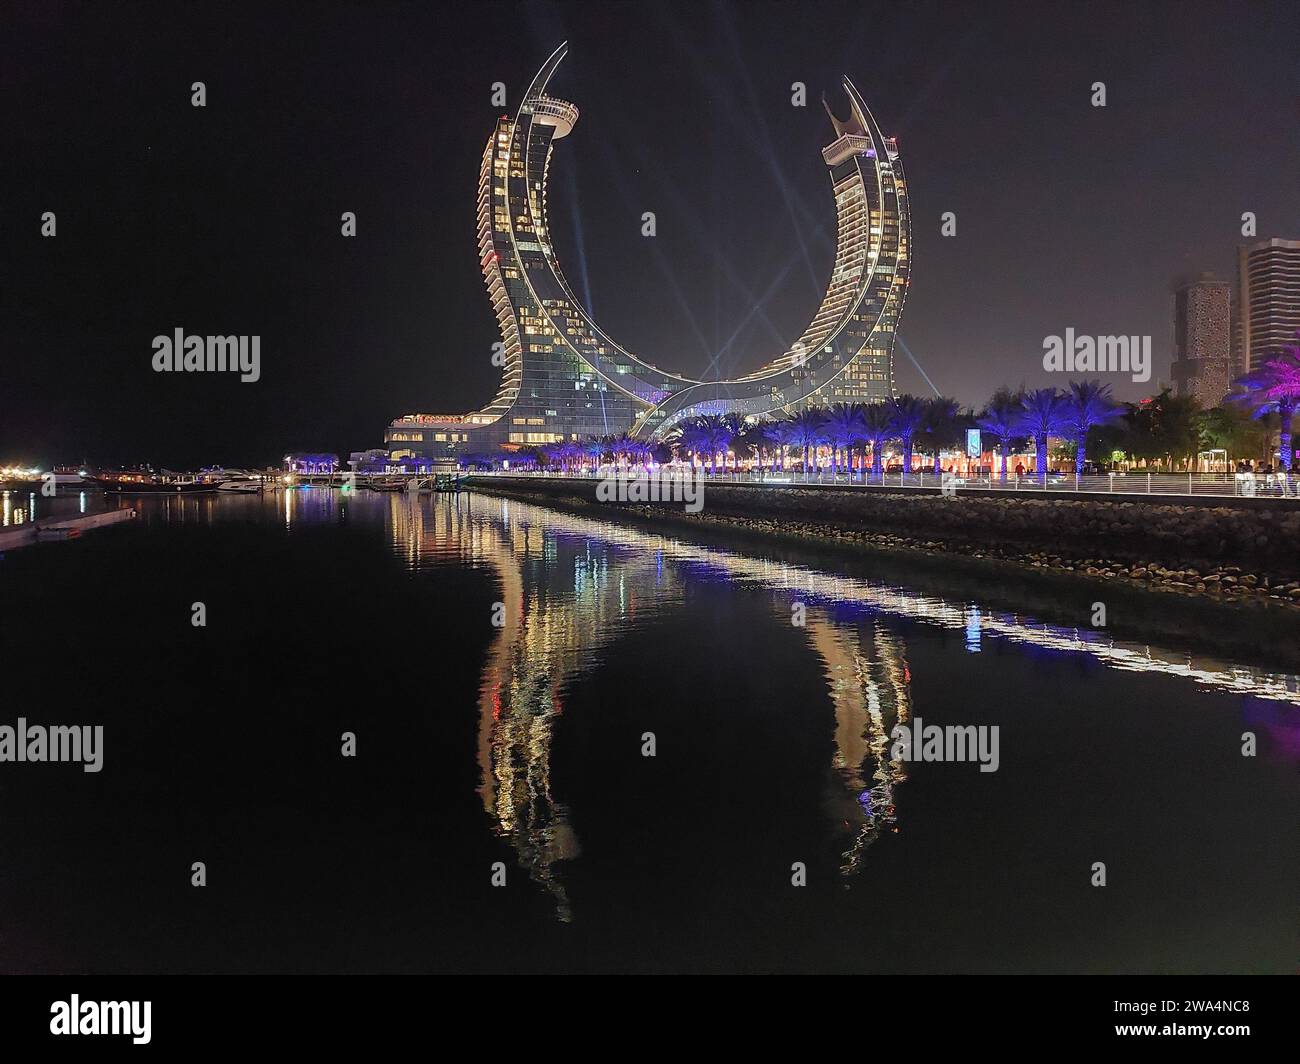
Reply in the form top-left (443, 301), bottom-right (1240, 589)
top-left (386, 43), bottom-right (911, 463)
top-left (1170, 273), bottom-right (1232, 406)
top-left (1236, 238), bottom-right (1300, 374)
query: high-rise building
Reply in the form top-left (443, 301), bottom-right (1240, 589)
top-left (385, 43), bottom-right (911, 463)
top-left (1236, 238), bottom-right (1300, 373)
top-left (1170, 273), bottom-right (1232, 406)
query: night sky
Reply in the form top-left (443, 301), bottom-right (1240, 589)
top-left (3, 0), bottom-right (1296, 468)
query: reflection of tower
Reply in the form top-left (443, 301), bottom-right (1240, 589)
top-left (477, 534), bottom-right (674, 920)
top-left (389, 493), bottom-right (680, 921)
top-left (806, 613), bottom-right (912, 876)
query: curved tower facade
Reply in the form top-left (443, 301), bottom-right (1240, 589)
top-left (385, 43), bottom-right (910, 463)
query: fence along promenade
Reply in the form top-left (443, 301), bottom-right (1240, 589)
top-left (480, 468), bottom-right (1300, 502)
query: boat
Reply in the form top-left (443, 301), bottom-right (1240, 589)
top-left (103, 476), bottom-right (221, 495)
top-left (216, 479), bottom-right (262, 493)
top-left (2, 473), bottom-right (104, 496)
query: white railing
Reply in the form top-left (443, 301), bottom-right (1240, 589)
top-left (472, 467), bottom-right (1300, 500)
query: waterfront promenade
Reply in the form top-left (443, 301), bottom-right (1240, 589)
top-left (477, 468), bottom-right (1300, 504)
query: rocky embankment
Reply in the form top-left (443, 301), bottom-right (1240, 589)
top-left (659, 510), bottom-right (1300, 608)
top-left (469, 478), bottom-right (1300, 610)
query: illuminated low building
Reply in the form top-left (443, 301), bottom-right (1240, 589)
top-left (284, 453), bottom-right (338, 474)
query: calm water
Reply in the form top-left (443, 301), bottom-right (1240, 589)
top-left (1, 488), bottom-right (1296, 973)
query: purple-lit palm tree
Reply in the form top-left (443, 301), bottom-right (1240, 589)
top-left (539, 442), bottom-right (563, 470)
top-left (720, 413), bottom-right (748, 472)
top-left (772, 419), bottom-right (800, 471)
top-left (978, 387), bottom-right (1024, 481)
top-left (888, 394), bottom-right (927, 474)
top-left (669, 418), bottom-right (705, 470)
top-left (825, 402), bottom-right (866, 476)
top-left (1062, 380), bottom-right (1122, 474)
top-left (695, 414), bottom-right (731, 475)
top-left (861, 402), bottom-right (895, 481)
top-left (1228, 337), bottom-right (1300, 471)
top-left (613, 433), bottom-right (640, 469)
top-left (1018, 388), bottom-right (1067, 484)
top-left (626, 437), bottom-right (652, 470)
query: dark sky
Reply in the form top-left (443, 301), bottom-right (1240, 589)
top-left (3, 0), bottom-right (1296, 468)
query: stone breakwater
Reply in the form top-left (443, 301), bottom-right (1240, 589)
top-left (469, 477), bottom-right (1300, 610)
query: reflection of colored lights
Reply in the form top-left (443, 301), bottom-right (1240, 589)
top-left (965, 606), bottom-right (982, 653)
top-left (460, 496), bottom-right (1300, 707)
top-left (1242, 697), bottom-right (1300, 761)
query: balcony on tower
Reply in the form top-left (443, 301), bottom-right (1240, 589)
top-left (526, 95), bottom-right (579, 139)
top-left (822, 133), bottom-right (873, 167)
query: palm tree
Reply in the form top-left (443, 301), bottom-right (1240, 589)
top-left (738, 421), bottom-right (774, 471)
top-left (789, 409), bottom-right (827, 474)
top-left (1228, 336), bottom-right (1300, 471)
top-left (563, 440), bottom-right (584, 473)
top-left (888, 394), bottom-right (927, 474)
top-left (694, 414), bottom-right (731, 475)
top-left (625, 437), bottom-right (652, 470)
top-left (978, 386), bottom-right (1024, 481)
top-left (671, 418), bottom-right (695, 470)
top-left (609, 433), bottom-right (637, 469)
top-left (720, 413), bottom-right (748, 472)
top-left (772, 419), bottom-right (800, 471)
top-left (1018, 388), bottom-right (1067, 484)
top-left (921, 396), bottom-right (962, 475)
top-left (539, 442), bottom-right (563, 471)
top-left (1062, 380), bottom-right (1122, 475)
top-left (861, 402), bottom-right (896, 481)
top-left (824, 402), bottom-right (866, 476)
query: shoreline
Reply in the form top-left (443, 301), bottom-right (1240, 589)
top-left (467, 475), bottom-right (1300, 605)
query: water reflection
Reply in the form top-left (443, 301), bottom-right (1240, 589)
top-left (808, 614), bottom-right (911, 875)
top-left (388, 494), bottom-right (688, 920)
top-left (377, 492), bottom-right (1300, 919)
top-left (2, 490), bottom-right (98, 526)
top-left (2, 491), bottom-right (38, 526)
top-left (134, 489), bottom-right (1300, 925)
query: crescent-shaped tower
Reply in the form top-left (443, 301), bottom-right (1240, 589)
top-left (385, 43), bottom-right (910, 463)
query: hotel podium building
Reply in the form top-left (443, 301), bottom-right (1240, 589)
top-left (386, 44), bottom-right (911, 464)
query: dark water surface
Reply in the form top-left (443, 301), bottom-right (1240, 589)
top-left (1, 489), bottom-right (1296, 973)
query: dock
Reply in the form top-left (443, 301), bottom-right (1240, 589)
top-left (0, 508), bottom-right (137, 552)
